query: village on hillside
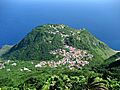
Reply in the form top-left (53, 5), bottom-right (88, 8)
top-left (0, 45), bottom-right (93, 72)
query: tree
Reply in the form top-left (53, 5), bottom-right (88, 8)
top-left (86, 77), bottom-right (108, 90)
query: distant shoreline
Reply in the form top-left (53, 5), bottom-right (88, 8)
top-left (114, 50), bottom-right (120, 53)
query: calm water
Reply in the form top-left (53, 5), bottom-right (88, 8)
top-left (0, 0), bottom-right (120, 50)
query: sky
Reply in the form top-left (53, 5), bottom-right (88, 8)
top-left (0, 0), bottom-right (120, 50)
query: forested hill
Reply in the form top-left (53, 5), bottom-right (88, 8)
top-left (2, 24), bottom-right (115, 61)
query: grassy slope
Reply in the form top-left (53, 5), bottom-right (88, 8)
top-left (2, 24), bottom-right (115, 61)
top-left (0, 45), bottom-right (12, 57)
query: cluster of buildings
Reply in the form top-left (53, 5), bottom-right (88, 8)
top-left (0, 60), bottom-right (17, 71)
top-left (35, 45), bottom-right (93, 69)
top-left (0, 60), bottom-right (32, 72)
top-left (47, 24), bottom-right (66, 30)
top-left (0, 60), bottom-right (12, 70)
top-left (50, 45), bottom-right (93, 61)
top-left (0, 45), bottom-right (93, 71)
top-left (46, 24), bottom-right (75, 37)
top-left (0, 62), bottom-right (5, 69)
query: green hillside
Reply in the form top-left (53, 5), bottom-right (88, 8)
top-left (94, 52), bottom-right (120, 81)
top-left (0, 24), bottom-right (120, 90)
top-left (2, 24), bottom-right (115, 61)
top-left (0, 45), bottom-right (12, 57)
top-left (100, 52), bottom-right (120, 68)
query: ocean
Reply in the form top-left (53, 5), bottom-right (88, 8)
top-left (0, 0), bottom-right (120, 50)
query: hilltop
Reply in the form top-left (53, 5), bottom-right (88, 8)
top-left (2, 24), bottom-right (115, 61)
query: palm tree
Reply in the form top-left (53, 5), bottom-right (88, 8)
top-left (86, 77), bottom-right (108, 90)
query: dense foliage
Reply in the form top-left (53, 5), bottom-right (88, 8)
top-left (0, 60), bottom-right (120, 90)
top-left (0, 24), bottom-right (119, 89)
top-left (2, 24), bottom-right (115, 61)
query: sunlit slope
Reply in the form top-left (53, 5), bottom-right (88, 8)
top-left (2, 24), bottom-right (115, 60)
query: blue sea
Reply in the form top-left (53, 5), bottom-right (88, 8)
top-left (0, 0), bottom-right (120, 50)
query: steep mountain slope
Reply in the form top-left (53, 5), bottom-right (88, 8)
top-left (107, 52), bottom-right (120, 61)
top-left (104, 52), bottom-right (120, 68)
top-left (2, 24), bottom-right (115, 61)
top-left (95, 52), bottom-right (120, 80)
top-left (0, 45), bottom-right (12, 57)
